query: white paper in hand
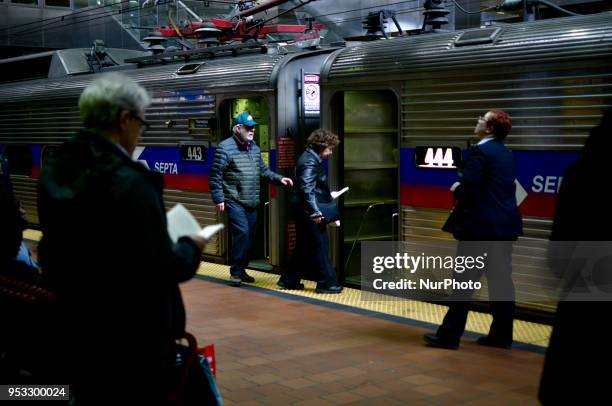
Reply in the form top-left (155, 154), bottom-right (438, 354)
top-left (167, 204), bottom-right (224, 242)
top-left (199, 223), bottom-right (224, 240)
top-left (331, 186), bottom-right (349, 199)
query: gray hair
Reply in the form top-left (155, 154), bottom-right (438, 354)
top-left (79, 73), bottom-right (151, 130)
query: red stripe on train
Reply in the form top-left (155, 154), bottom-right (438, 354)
top-left (400, 184), bottom-right (454, 210)
top-left (164, 175), bottom-right (210, 192)
top-left (400, 184), bottom-right (558, 218)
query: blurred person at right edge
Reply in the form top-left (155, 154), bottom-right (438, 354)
top-left (539, 107), bottom-right (612, 404)
top-left (423, 109), bottom-right (523, 350)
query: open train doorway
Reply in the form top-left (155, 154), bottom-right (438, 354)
top-left (333, 90), bottom-right (399, 285)
top-left (219, 97), bottom-right (272, 271)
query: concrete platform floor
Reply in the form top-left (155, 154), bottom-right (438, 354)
top-left (182, 278), bottom-right (544, 406)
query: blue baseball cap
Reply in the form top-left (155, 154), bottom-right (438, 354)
top-left (234, 112), bottom-right (257, 127)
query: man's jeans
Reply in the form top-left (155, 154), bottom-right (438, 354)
top-left (226, 201), bottom-right (257, 277)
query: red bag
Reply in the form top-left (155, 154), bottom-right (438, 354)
top-left (197, 344), bottom-right (216, 378)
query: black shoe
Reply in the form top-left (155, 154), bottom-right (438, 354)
top-left (229, 275), bottom-right (242, 287)
top-left (240, 272), bottom-right (255, 283)
top-left (277, 280), bottom-right (305, 290)
top-left (476, 335), bottom-right (511, 349)
top-left (315, 285), bottom-right (343, 294)
top-left (423, 333), bottom-right (459, 350)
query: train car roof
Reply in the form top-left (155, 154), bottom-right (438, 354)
top-left (321, 12), bottom-right (612, 85)
top-left (0, 48), bottom-right (332, 103)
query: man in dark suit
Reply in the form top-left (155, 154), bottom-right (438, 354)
top-left (277, 129), bottom-right (343, 294)
top-left (424, 109), bottom-right (523, 350)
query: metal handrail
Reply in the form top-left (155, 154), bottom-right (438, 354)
top-left (344, 202), bottom-right (386, 271)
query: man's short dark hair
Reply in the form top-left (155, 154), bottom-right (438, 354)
top-left (307, 129), bottom-right (340, 152)
top-left (488, 109), bottom-right (512, 140)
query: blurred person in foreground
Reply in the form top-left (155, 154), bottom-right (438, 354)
top-left (37, 73), bottom-right (207, 404)
top-left (539, 107), bottom-right (612, 404)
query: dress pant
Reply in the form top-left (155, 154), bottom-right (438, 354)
top-left (226, 201), bottom-right (257, 277)
top-left (282, 214), bottom-right (338, 289)
top-left (436, 241), bottom-right (515, 345)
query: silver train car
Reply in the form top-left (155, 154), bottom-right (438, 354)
top-left (0, 48), bottom-right (334, 271)
top-left (1, 12), bottom-right (611, 313)
top-left (320, 12), bottom-right (612, 312)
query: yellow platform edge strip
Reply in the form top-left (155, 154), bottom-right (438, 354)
top-left (196, 262), bottom-right (551, 348)
top-left (23, 230), bottom-right (550, 347)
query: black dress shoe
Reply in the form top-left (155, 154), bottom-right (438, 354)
top-left (277, 280), bottom-right (305, 290)
top-left (476, 335), bottom-right (511, 349)
top-left (229, 275), bottom-right (242, 287)
top-left (315, 285), bottom-right (343, 294)
top-left (240, 272), bottom-right (255, 283)
top-left (423, 333), bottom-right (459, 350)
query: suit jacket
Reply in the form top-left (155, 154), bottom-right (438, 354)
top-left (293, 148), bottom-right (336, 219)
top-left (442, 138), bottom-right (522, 240)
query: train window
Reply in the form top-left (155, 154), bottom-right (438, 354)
top-left (3, 145), bottom-right (33, 176)
top-left (454, 27), bottom-right (502, 46)
top-left (10, 0), bottom-right (38, 5)
top-left (45, 0), bottom-right (69, 6)
top-left (176, 63), bottom-right (205, 75)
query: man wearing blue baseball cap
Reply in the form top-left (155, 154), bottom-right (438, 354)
top-left (210, 112), bottom-right (293, 287)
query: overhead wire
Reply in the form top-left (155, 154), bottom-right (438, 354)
top-left (7, 3), bottom-right (145, 38)
top-left (4, 0), bottom-right (505, 43)
top-left (4, 0), bottom-right (236, 39)
top-left (309, 0), bottom-right (420, 20)
top-left (1, 0), bottom-right (235, 34)
top-left (450, 0), bottom-right (499, 14)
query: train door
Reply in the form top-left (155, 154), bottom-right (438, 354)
top-left (219, 96), bottom-right (272, 270)
top-left (331, 90), bottom-right (399, 285)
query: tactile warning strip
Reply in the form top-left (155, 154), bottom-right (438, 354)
top-left (196, 262), bottom-right (551, 348)
top-left (23, 229), bottom-right (550, 348)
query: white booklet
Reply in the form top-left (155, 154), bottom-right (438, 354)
top-left (167, 204), bottom-right (224, 243)
top-left (331, 186), bottom-right (349, 199)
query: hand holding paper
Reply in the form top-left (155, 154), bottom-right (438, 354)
top-left (167, 204), bottom-right (224, 243)
top-left (331, 186), bottom-right (349, 199)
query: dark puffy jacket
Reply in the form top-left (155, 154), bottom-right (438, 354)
top-left (293, 148), bottom-right (333, 217)
top-left (209, 134), bottom-right (283, 208)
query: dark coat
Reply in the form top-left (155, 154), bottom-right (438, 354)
top-left (539, 110), bottom-right (612, 404)
top-left (37, 130), bottom-right (201, 401)
top-left (209, 134), bottom-right (283, 208)
top-left (443, 139), bottom-right (523, 240)
top-left (293, 148), bottom-right (334, 218)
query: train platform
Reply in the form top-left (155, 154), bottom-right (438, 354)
top-left (23, 230), bottom-right (548, 405)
